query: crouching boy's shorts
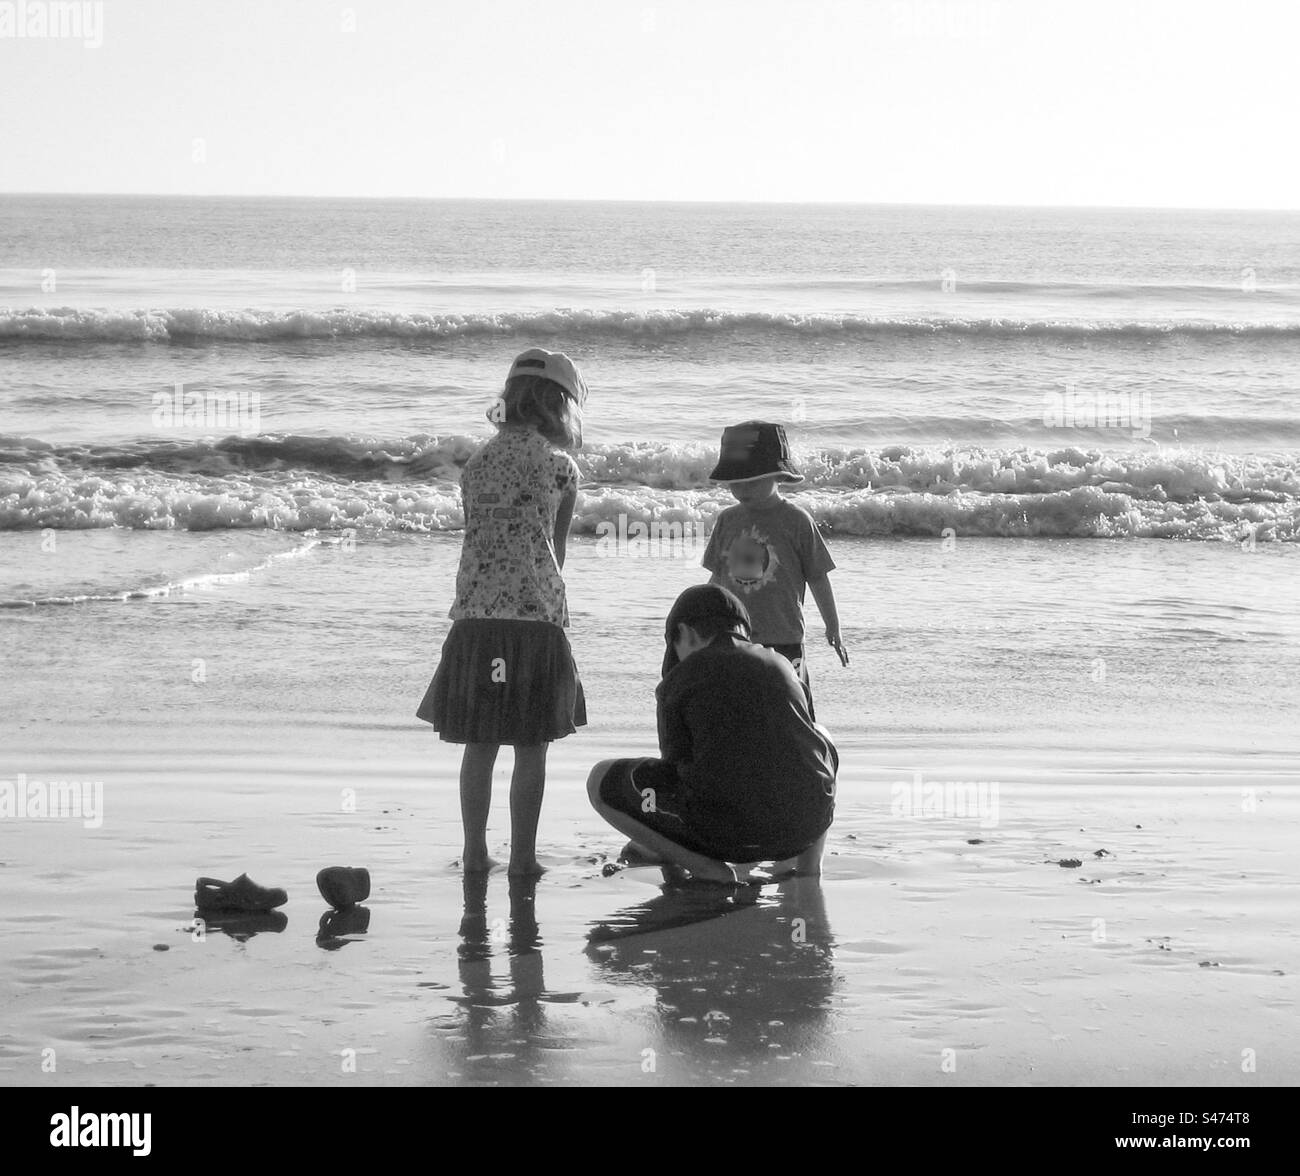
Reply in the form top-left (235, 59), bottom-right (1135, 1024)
top-left (594, 757), bottom-right (818, 863)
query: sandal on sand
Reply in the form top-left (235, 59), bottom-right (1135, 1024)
top-left (316, 866), bottom-right (370, 909)
top-left (194, 873), bottom-right (288, 912)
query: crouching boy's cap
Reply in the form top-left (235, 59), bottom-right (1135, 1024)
top-left (661, 584), bottom-right (752, 677)
top-left (507, 348), bottom-right (588, 406)
top-left (708, 420), bottom-right (803, 483)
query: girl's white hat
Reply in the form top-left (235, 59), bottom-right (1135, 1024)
top-left (508, 348), bottom-right (588, 405)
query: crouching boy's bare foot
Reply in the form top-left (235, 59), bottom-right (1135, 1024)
top-left (619, 840), bottom-right (667, 866)
top-left (791, 833), bottom-right (827, 877)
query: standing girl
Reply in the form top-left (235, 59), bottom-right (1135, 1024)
top-left (417, 348), bottom-right (588, 876)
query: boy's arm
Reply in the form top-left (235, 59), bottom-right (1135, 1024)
top-left (795, 505), bottom-right (845, 664)
top-left (701, 513), bottom-right (725, 576)
top-left (808, 574), bottom-right (849, 666)
top-left (656, 679), bottom-right (693, 763)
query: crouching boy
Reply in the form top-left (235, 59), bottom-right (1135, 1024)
top-left (587, 584), bottom-right (837, 881)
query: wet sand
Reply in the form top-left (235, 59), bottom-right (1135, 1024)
top-left (2, 534), bottom-right (1298, 1086)
top-left (2, 722), bottom-right (1297, 1087)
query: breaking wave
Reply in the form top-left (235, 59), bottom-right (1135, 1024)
top-left (2, 433), bottom-right (1295, 541)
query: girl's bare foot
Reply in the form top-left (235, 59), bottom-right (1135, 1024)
top-left (461, 851), bottom-right (499, 873)
top-left (507, 858), bottom-right (546, 878)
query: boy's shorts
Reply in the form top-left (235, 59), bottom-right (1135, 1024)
top-left (594, 757), bottom-right (816, 863)
top-left (764, 642), bottom-right (814, 720)
top-left (595, 758), bottom-right (720, 857)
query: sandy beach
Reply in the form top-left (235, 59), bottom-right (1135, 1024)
top-left (3, 742), bottom-right (1296, 1087)
top-left (3, 533), bottom-right (1297, 1087)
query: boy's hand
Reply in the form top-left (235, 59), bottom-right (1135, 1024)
top-left (809, 575), bottom-right (847, 665)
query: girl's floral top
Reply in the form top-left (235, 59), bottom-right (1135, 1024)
top-left (450, 426), bottom-right (580, 627)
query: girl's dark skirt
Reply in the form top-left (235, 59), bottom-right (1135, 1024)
top-left (416, 618), bottom-right (586, 745)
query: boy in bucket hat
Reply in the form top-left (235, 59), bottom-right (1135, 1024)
top-left (702, 421), bottom-right (847, 719)
top-left (586, 584), bottom-right (837, 882)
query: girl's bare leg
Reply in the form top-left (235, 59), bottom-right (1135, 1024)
top-left (508, 743), bottom-right (548, 877)
top-left (460, 742), bottom-right (500, 871)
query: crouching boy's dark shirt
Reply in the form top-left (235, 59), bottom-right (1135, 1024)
top-left (655, 636), bottom-right (836, 860)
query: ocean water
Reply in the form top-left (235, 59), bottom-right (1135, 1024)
top-left (2, 195), bottom-right (1299, 767)
top-left (3, 197), bottom-right (1299, 556)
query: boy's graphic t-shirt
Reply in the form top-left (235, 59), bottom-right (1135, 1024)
top-left (702, 498), bottom-right (835, 645)
top-left (450, 426), bottom-right (580, 627)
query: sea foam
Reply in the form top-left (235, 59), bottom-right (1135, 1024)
top-left (2, 433), bottom-right (1295, 541)
top-left (3, 305), bottom-right (1299, 345)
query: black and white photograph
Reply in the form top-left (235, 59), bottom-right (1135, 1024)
top-left (1, 0), bottom-right (1296, 1144)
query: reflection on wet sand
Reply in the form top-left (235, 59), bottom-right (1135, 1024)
top-left (316, 904), bottom-right (371, 951)
top-left (193, 908), bottom-right (288, 941)
top-left (434, 871), bottom-right (838, 1085)
top-left (440, 874), bottom-right (580, 1084)
top-left (585, 875), bottom-right (838, 1081)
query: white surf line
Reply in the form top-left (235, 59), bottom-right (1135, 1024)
top-left (0, 534), bottom-right (324, 609)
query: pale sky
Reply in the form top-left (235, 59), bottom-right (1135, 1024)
top-left (1, 0), bottom-right (1297, 207)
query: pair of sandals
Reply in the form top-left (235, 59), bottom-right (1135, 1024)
top-left (194, 867), bottom-right (370, 912)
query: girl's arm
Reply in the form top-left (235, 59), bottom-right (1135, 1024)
top-left (553, 484), bottom-right (577, 570)
top-left (809, 573), bottom-right (849, 665)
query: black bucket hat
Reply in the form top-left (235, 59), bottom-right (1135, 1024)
top-left (707, 420), bottom-right (803, 484)
top-left (661, 584), bottom-right (752, 677)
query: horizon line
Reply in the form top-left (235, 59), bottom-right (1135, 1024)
top-left (2, 191), bottom-right (1298, 215)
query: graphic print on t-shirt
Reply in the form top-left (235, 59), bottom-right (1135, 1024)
top-left (722, 525), bottom-right (780, 593)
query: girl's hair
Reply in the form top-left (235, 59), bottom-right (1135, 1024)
top-left (489, 375), bottom-right (583, 449)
